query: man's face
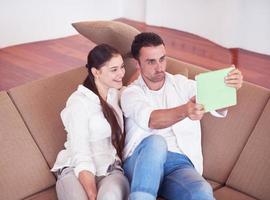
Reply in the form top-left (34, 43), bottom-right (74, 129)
top-left (137, 44), bottom-right (167, 90)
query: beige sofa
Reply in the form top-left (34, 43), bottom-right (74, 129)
top-left (1, 21), bottom-right (270, 200)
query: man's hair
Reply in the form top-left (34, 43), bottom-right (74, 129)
top-left (131, 32), bottom-right (165, 60)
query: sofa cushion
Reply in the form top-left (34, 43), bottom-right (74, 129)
top-left (72, 20), bottom-right (140, 56)
top-left (24, 186), bottom-right (57, 200)
top-left (0, 91), bottom-right (55, 200)
top-left (202, 82), bottom-right (270, 183)
top-left (8, 67), bottom-right (88, 168)
top-left (226, 99), bottom-right (270, 200)
top-left (214, 187), bottom-right (256, 200)
top-left (122, 57), bottom-right (138, 86)
top-left (207, 179), bottom-right (223, 191)
top-left (179, 60), bottom-right (208, 80)
top-left (166, 56), bottom-right (188, 77)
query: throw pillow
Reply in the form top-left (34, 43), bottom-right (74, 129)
top-left (72, 20), bottom-right (140, 56)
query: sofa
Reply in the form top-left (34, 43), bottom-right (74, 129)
top-left (0, 21), bottom-right (269, 200)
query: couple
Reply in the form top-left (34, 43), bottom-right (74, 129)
top-left (51, 32), bottom-right (243, 200)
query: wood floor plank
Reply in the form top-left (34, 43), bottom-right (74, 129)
top-left (0, 18), bottom-right (269, 91)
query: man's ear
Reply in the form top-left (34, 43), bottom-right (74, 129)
top-left (135, 60), bottom-right (141, 70)
top-left (91, 67), bottom-right (100, 79)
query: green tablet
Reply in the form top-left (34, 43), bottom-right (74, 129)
top-left (195, 67), bottom-right (237, 112)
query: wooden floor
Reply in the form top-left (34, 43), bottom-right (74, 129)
top-left (1, 18), bottom-right (270, 91)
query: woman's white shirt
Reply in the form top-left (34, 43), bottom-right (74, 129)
top-left (51, 85), bottom-right (123, 177)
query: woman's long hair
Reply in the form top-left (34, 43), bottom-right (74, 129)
top-left (83, 44), bottom-right (125, 161)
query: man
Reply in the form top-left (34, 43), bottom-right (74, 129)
top-left (120, 32), bottom-right (243, 200)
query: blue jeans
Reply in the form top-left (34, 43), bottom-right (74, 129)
top-left (123, 135), bottom-right (215, 200)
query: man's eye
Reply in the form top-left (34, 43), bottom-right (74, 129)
top-left (148, 60), bottom-right (155, 65)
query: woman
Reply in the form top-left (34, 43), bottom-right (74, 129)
top-left (51, 44), bottom-right (129, 200)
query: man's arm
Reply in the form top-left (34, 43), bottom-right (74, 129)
top-left (149, 96), bottom-right (204, 129)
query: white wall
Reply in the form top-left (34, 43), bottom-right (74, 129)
top-left (237, 1), bottom-right (270, 54)
top-left (0, 0), bottom-right (122, 47)
top-left (1, 0), bottom-right (270, 55)
top-left (122, 0), bottom-right (146, 22)
top-left (124, 0), bottom-right (270, 55)
top-left (145, 0), bottom-right (240, 46)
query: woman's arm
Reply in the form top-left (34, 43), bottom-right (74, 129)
top-left (63, 100), bottom-right (97, 198)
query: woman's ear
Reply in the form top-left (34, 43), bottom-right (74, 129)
top-left (91, 67), bottom-right (100, 79)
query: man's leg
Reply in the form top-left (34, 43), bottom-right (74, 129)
top-left (158, 152), bottom-right (215, 200)
top-left (123, 135), bottom-right (168, 200)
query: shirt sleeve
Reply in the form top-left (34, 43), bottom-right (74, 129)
top-left (61, 99), bottom-right (96, 177)
top-left (186, 78), bottom-right (196, 100)
top-left (121, 86), bottom-right (154, 130)
top-left (174, 74), bottom-right (196, 101)
top-left (210, 109), bottom-right (228, 118)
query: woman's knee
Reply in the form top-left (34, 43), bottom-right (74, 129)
top-left (97, 172), bottom-right (130, 200)
top-left (56, 172), bottom-right (88, 200)
top-left (98, 192), bottom-right (124, 200)
top-left (97, 182), bottom-right (129, 200)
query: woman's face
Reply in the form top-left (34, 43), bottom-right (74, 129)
top-left (96, 54), bottom-right (125, 90)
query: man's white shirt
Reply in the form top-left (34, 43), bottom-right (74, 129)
top-left (121, 72), bottom-right (226, 175)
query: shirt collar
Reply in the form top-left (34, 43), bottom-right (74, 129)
top-left (77, 85), bottom-right (117, 104)
top-left (136, 72), bottom-right (175, 91)
top-left (77, 84), bottom-right (100, 103)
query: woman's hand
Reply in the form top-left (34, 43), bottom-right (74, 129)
top-left (79, 170), bottom-right (97, 200)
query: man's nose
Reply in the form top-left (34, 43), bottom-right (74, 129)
top-left (155, 62), bottom-right (163, 72)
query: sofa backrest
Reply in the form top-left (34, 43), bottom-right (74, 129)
top-left (0, 91), bottom-right (55, 200)
top-left (226, 98), bottom-right (270, 200)
top-left (8, 67), bottom-right (88, 168)
top-left (201, 82), bottom-right (270, 183)
top-left (166, 57), bottom-right (189, 77)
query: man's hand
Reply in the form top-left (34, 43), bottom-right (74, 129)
top-left (186, 96), bottom-right (205, 120)
top-left (79, 170), bottom-right (97, 200)
top-left (225, 68), bottom-right (243, 90)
